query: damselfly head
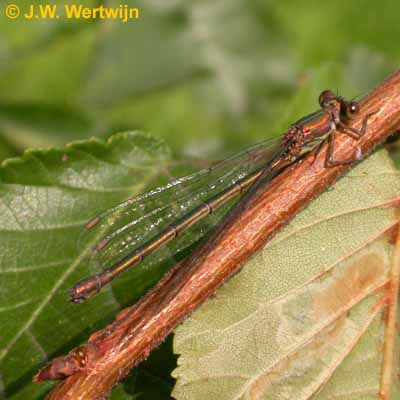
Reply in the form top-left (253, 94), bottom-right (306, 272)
top-left (318, 90), bottom-right (337, 107)
top-left (318, 90), bottom-right (339, 108)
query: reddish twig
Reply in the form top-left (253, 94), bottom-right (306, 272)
top-left (38, 70), bottom-right (400, 399)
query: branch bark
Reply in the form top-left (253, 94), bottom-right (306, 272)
top-left (39, 70), bottom-right (400, 399)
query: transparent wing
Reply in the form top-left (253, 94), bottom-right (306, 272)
top-left (78, 138), bottom-right (283, 276)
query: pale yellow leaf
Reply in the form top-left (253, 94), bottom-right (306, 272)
top-left (173, 150), bottom-right (400, 400)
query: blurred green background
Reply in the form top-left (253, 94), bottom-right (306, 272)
top-left (0, 1), bottom-right (399, 399)
top-left (1, 0), bottom-right (398, 164)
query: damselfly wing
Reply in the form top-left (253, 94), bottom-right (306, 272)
top-left (75, 138), bottom-right (293, 300)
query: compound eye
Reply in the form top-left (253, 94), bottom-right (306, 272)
top-left (319, 90), bottom-right (336, 107)
top-left (346, 101), bottom-right (360, 118)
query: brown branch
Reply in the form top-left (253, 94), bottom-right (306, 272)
top-left (39, 70), bottom-right (400, 399)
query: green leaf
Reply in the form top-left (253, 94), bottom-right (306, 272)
top-left (0, 23), bottom-right (95, 105)
top-left (0, 131), bottom-right (175, 399)
top-left (0, 0), bottom-right (96, 68)
top-left (80, 0), bottom-right (297, 159)
top-left (0, 132), bottom-right (20, 162)
top-left (0, 102), bottom-right (99, 150)
top-left (81, 0), bottom-right (293, 112)
top-left (118, 336), bottom-right (178, 400)
top-left (274, 1), bottom-right (400, 67)
top-left (172, 150), bottom-right (400, 400)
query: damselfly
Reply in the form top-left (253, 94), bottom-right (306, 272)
top-left (70, 90), bottom-right (374, 303)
